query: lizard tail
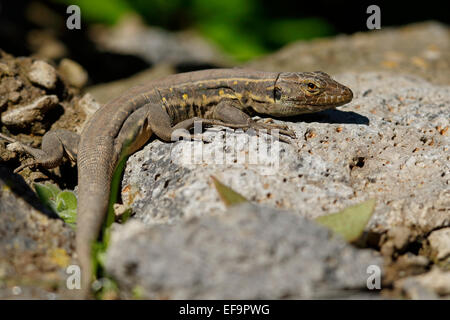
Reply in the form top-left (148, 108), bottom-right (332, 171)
top-left (76, 188), bottom-right (110, 299)
top-left (75, 135), bottom-right (116, 298)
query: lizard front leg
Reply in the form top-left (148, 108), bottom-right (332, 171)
top-left (0, 129), bottom-right (79, 172)
top-left (209, 101), bottom-right (296, 139)
top-left (145, 101), bottom-right (295, 143)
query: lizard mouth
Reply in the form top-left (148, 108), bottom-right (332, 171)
top-left (289, 87), bottom-right (353, 107)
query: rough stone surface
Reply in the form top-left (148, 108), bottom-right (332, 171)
top-left (0, 51), bottom-right (87, 138)
top-left (27, 60), bottom-right (58, 89)
top-left (396, 267), bottom-right (450, 299)
top-left (426, 228), bottom-right (450, 265)
top-left (75, 93), bottom-right (101, 132)
top-left (122, 72), bottom-right (449, 235)
top-left (0, 166), bottom-right (75, 299)
top-left (58, 58), bottom-right (88, 89)
top-left (106, 203), bottom-right (382, 299)
top-left (1, 95), bottom-right (59, 129)
top-left (0, 51), bottom-right (43, 113)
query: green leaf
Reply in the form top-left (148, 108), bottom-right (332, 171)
top-left (315, 199), bottom-right (376, 242)
top-left (266, 18), bottom-right (334, 47)
top-left (56, 190), bottom-right (78, 211)
top-left (56, 191), bottom-right (78, 227)
top-left (34, 182), bottom-right (60, 200)
top-left (97, 277), bottom-right (119, 300)
top-left (132, 285), bottom-right (145, 300)
top-left (34, 183), bottom-right (78, 228)
top-left (34, 183), bottom-right (61, 212)
top-left (212, 176), bottom-right (248, 207)
top-left (57, 210), bottom-right (77, 228)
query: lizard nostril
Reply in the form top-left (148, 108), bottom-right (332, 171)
top-left (340, 87), bottom-right (353, 102)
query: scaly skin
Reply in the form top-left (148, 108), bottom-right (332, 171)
top-left (0, 69), bottom-right (353, 298)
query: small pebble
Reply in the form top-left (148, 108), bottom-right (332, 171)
top-left (58, 58), bottom-right (88, 88)
top-left (27, 60), bottom-right (58, 89)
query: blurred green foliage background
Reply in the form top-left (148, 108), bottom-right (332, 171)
top-left (54, 0), bottom-right (335, 61)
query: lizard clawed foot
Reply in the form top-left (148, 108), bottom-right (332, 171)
top-left (14, 161), bottom-right (38, 173)
top-left (251, 129), bottom-right (293, 144)
top-left (258, 118), bottom-right (274, 124)
top-left (0, 133), bottom-right (34, 172)
top-left (0, 132), bottom-right (17, 144)
top-left (256, 118), bottom-right (295, 134)
top-left (249, 120), bottom-right (296, 141)
top-left (176, 119), bottom-right (296, 144)
top-left (0, 132), bottom-right (37, 154)
top-left (0, 132), bottom-right (60, 172)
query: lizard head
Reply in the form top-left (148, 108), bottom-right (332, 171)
top-left (255, 71), bottom-right (353, 117)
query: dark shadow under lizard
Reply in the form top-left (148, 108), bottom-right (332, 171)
top-left (255, 109), bottom-right (370, 126)
top-left (0, 165), bottom-right (60, 219)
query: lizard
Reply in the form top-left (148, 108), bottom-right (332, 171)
top-left (0, 68), bottom-right (353, 297)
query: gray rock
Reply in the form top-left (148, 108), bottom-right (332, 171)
top-left (106, 203), bottom-right (382, 299)
top-left (426, 228), bottom-right (450, 262)
top-left (76, 93), bottom-right (101, 119)
top-left (27, 60), bottom-right (58, 89)
top-left (58, 58), bottom-right (88, 89)
top-left (0, 166), bottom-right (75, 299)
top-left (395, 267), bottom-right (450, 299)
top-left (1, 95), bottom-right (59, 129)
top-left (395, 278), bottom-right (439, 300)
top-left (0, 62), bottom-right (10, 75)
top-left (122, 72), bottom-right (449, 235)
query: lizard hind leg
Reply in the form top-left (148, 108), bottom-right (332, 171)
top-left (114, 106), bottom-right (154, 156)
top-left (0, 130), bottom-right (79, 173)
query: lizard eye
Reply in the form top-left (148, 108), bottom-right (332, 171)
top-left (274, 87), bottom-right (282, 100)
top-left (306, 82), bottom-right (320, 94)
top-left (307, 83), bottom-right (317, 90)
